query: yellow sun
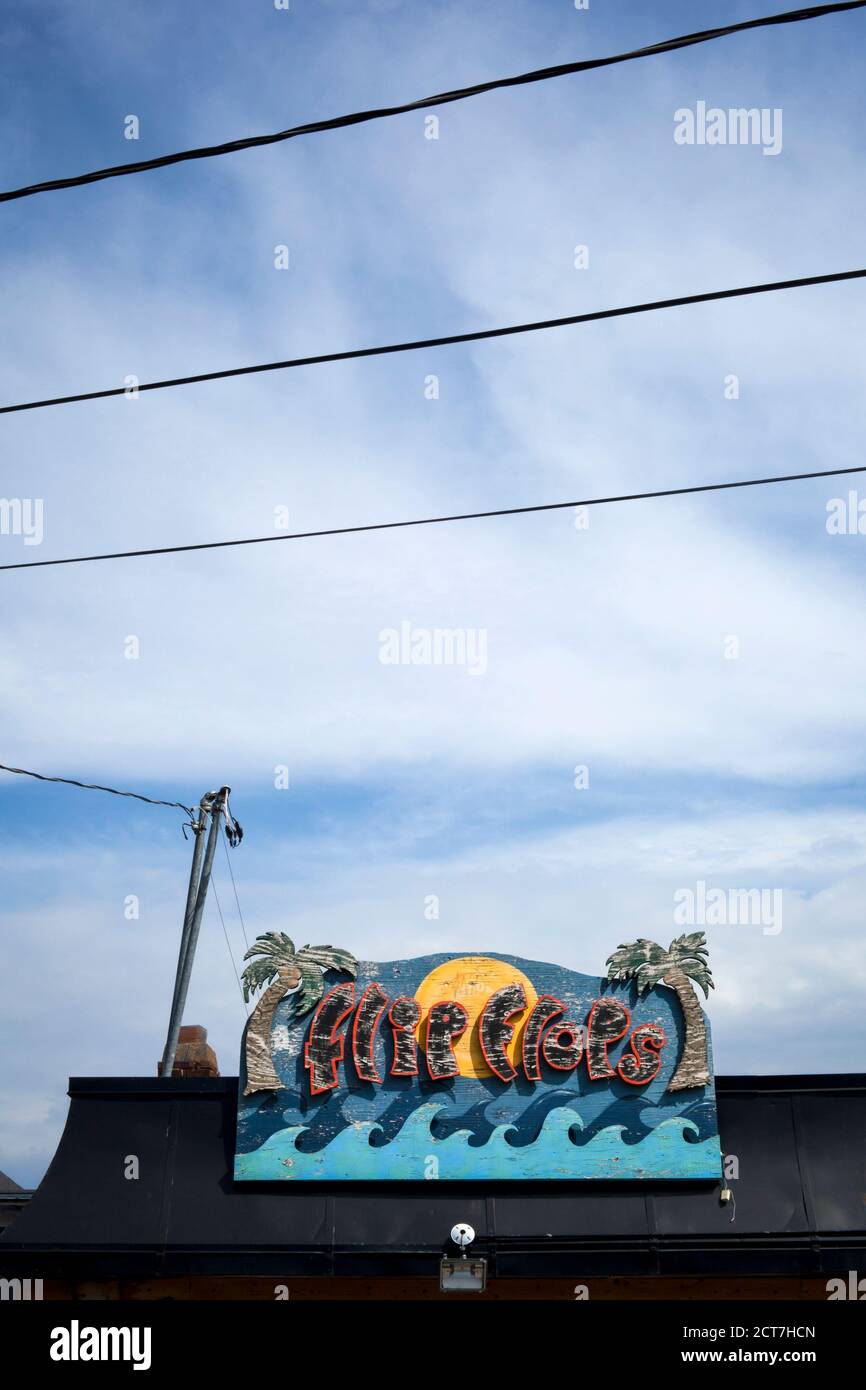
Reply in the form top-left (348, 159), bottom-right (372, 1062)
top-left (414, 956), bottom-right (538, 1079)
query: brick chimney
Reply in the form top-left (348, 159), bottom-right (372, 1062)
top-left (157, 1025), bottom-right (219, 1078)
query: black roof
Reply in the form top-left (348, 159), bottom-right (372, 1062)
top-left (1, 1073), bottom-right (864, 1279)
top-left (0, 1169), bottom-right (23, 1194)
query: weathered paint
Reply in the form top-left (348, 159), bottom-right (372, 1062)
top-left (388, 996), bottom-right (420, 1076)
top-left (478, 983), bottom-right (526, 1082)
top-left (235, 1100), bottom-right (721, 1181)
top-left (235, 951), bottom-right (722, 1182)
top-left (303, 982), bottom-right (355, 1095)
top-left (352, 982), bottom-right (389, 1084)
top-left (425, 1000), bottom-right (469, 1080)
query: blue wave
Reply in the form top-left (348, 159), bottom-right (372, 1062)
top-left (234, 1100), bottom-right (722, 1181)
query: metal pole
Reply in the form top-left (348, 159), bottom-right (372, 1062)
top-left (159, 788), bottom-right (226, 1078)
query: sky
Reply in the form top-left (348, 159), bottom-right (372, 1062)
top-left (1, 0), bottom-right (865, 1187)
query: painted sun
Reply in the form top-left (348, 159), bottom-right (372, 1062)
top-left (414, 955), bottom-right (538, 1079)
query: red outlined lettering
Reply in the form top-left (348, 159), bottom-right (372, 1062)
top-left (617, 1023), bottom-right (666, 1086)
top-left (388, 996), bottom-right (421, 1077)
top-left (586, 997), bottom-right (631, 1081)
top-left (425, 1000), bottom-right (469, 1080)
top-left (304, 981), bottom-right (355, 1095)
top-left (522, 995), bottom-right (565, 1081)
top-left (351, 981), bottom-right (389, 1084)
top-left (541, 1021), bottom-right (584, 1072)
top-left (478, 982), bottom-right (528, 1082)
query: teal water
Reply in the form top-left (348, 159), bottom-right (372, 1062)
top-left (233, 1100), bottom-right (722, 1181)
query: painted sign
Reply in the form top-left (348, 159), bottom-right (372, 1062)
top-left (234, 933), bottom-right (722, 1181)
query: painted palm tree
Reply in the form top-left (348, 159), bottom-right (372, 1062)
top-left (605, 932), bottom-right (714, 1092)
top-left (241, 932), bottom-right (358, 1095)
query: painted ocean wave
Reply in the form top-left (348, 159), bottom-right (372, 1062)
top-left (233, 1100), bottom-right (722, 1181)
top-left (241, 1084), bottom-right (718, 1157)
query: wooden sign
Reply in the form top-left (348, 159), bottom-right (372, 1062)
top-left (234, 934), bottom-right (722, 1181)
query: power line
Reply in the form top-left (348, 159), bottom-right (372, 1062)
top-left (2, 267), bottom-right (864, 416)
top-left (0, 761), bottom-right (195, 817)
top-left (210, 877), bottom-right (249, 1014)
top-left (1, 2), bottom-right (863, 205)
top-left (1, 464), bottom-right (862, 574)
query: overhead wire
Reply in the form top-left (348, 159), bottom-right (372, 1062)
top-left (210, 876), bottom-right (249, 1015)
top-left (0, 464), bottom-right (863, 573)
top-left (1, 2), bottom-right (863, 204)
top-left (0, 2), bottom-right (862, 1014)
top-left (0, 761), bottom-right (195, 818)
top-left (2, 267), bottom-right (863, 416)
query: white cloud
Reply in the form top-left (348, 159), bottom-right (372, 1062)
top-left (2, 1), bottom-right (866, 1182)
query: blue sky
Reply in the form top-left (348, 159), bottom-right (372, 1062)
top-left (2, 0), bottom-right (866, 1185)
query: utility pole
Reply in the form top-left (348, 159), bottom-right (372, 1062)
top-left (159, 787), bottom-right (229, 1078)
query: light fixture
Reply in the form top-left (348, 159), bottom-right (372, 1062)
top-left (439, 1223), bottom-right (488, 1292)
